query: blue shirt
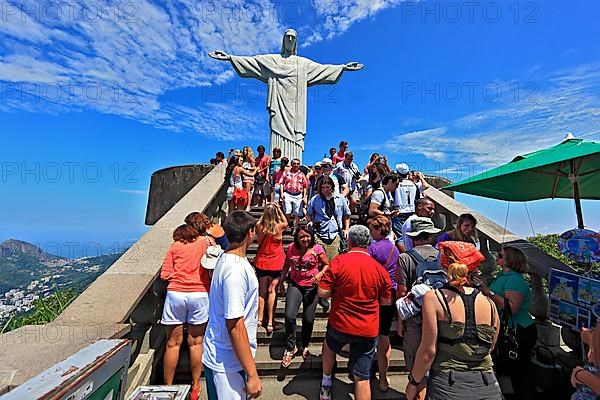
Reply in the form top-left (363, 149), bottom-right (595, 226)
top-left (307, 194), bottom-right (350, 240)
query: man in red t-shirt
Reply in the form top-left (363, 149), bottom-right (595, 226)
top-left (253, 145), bottom-right (271, 207)
top-left (317, 225), bottom-right (392, 400)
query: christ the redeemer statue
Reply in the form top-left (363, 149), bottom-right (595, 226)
top-left (209, 29), bottom-right (363, 162)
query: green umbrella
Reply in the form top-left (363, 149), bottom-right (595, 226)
top-left (444, 138), bottom-right (600, 229)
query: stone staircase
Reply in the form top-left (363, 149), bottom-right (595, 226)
top-left (163, 205), bottom-right (407, 385)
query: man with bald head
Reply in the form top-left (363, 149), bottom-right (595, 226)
top-left (318, 225), bottom-right (392, 400)
top-left (401, 197), bottom-right (436, 251)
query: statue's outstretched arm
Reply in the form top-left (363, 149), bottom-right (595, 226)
top-left (208, 51), bottom-right (231, 61)
top-left (344, 61), bottom-right (364, 71)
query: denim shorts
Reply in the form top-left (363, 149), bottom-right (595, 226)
top-left (325, 325), bottom-right (378, 380)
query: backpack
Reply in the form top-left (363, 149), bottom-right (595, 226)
top-left (356, 188), bottom-right (387, 226)
top-left (396, 249), bottom-right (447, 320)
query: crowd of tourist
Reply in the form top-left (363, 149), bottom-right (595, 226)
top-left (156, 144), bottom-right (599, 400)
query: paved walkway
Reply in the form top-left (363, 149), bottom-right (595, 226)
top-left (197, 372), bottom-right (409, 399)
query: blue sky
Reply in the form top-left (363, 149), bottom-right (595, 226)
top-left (1, 0), bottom-right (599, 257)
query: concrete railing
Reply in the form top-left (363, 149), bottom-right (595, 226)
top-left (0, 164), bottom-right (228, 395)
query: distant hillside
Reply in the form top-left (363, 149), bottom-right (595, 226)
top-left (1, 239), bottom-right (64, 262)
top-left (0, 239), bottom-right (124, 295)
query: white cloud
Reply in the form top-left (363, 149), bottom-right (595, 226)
top-left (0, 0), bottom-right (409, 139)
top-left (116, 189), bottom-right (147, 195)
top-left (309, 0), bottom-right (404, 41)
top-left (0, 0), bottom-right (284, 140)
top-left (362, 63), bottom-right (600, 172)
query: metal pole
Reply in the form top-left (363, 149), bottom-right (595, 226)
top-left (571, 160), bottom-right (585, 229)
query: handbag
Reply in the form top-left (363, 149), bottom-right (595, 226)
top-left (494, 297), bottom-right (520, 370)
top-left (232, 187), bottom-right (248, 208)
top-left (333, 213), bottom-right (348, 254)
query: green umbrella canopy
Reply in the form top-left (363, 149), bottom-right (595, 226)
top-left (444, 138), bottom-right (600, 201)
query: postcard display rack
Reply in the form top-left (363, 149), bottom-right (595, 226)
top-left (549, 268), bottom-right (599, 331)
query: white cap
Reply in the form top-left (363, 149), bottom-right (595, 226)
top-left (314, 161), bottom-right (322, 167)
top-left (395, 163), bottom-right (410, 175)
top-left (322, 158), bottom-right (333, 166)
top-left (201, 245), bottom-right (224, 270)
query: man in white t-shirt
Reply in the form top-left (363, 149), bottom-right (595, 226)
top-left (392, 163), bottom-right (419, 240)
top-left (369, 174), bottom-right (400, 237)
top-left (203, 211), bottom-right (262, 400)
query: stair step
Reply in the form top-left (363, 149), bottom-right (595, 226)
top-left (171, 340), bottom-right (406, 380)
top-left (273, 304), bottom-right (330, 319)
top-left (252, 342), bottom-right (406, 376)
top-left (257, 318), bottom-right (400, 344)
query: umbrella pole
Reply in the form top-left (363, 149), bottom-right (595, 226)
top-left (571, 160), bottom-right (585, 229)
top-left (574, 187), bottom-right (584, 229)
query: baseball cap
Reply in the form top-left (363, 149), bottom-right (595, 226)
top-left (395, 163), bottom-right (410, 175)
top-left (321, 158), bottom-right (333, 166)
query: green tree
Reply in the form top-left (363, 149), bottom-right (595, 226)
top-left (1, 288), bottom-right (78, 333)
top-left (527, 233), bottom-right (599, 275)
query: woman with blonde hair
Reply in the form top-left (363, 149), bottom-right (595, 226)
top-left (242, 146), bottom-right (256, 209)
top-left (406, 257), bottom-right (501, 400)
top-left (475, 246), bottom-right (536, 399)
top-left (254, 202), bottom-right (288, 334)
top-left (437, 213), bottom-right (478, 245)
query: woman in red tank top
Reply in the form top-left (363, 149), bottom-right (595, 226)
top-left (254, 203), bottom-right (288, 334)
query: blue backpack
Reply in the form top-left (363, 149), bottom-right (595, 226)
top-left (406, 249), bottom-right (447, 290)
top-left (396, 249), bottom-right (447, 320)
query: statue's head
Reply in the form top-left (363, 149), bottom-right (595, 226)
top-left (281, 29), bottom-right (297, 56)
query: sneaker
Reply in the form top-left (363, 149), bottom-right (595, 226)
top-left (319, 384), bottom-right (332, 400)
top-left (319, 298), bottom-right (330, 313)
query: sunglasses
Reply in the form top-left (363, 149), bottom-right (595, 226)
top-left (314, 166), bottom-right (322, 170)
top-left (496, 253), bottom-right (504, 259)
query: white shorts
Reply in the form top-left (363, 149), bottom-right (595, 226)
top-left (161, 291), bottom-right (209, 325)
top-left (283, 192), bottom-right (303, 216)
top-left (204, 365), bottom-right (246, 400)
top-left (273, 184), bottom-right (281, 202)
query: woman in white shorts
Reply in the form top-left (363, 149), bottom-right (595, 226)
top-left (160, 223), bottom-right (212, 400)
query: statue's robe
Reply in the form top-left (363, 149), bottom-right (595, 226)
top-left (230, 54), bottom-right (345, 162)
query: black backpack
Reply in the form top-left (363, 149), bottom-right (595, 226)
top-left (356, 188), bottom-right (387, 226)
